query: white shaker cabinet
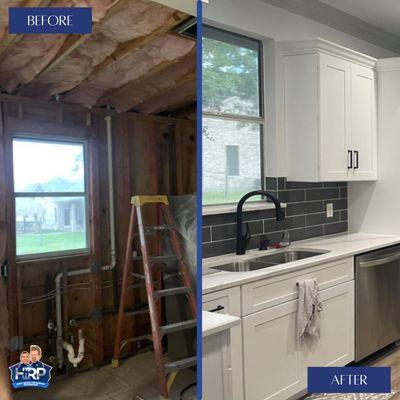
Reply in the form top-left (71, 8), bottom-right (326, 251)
top-left (241, 265), bottom-right (354, 400)
top-left (203, 287), bottom-right (243, 400)
top-left (282, 38), bottom-right (377, 182)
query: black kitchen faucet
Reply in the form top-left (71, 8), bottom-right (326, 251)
top-left (236, 190), bottom-right (285, 255)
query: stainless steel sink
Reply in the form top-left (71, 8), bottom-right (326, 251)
top-left (210, 248), bottom-right (329, 272)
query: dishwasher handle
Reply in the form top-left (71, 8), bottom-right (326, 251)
top-left (359, 252), bottom-right (400, 268)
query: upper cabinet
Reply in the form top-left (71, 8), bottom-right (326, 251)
top-left (281, 39), bottom-right (377, 182)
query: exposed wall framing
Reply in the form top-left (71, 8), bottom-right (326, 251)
top-left (0, 94), bottom-right (196, 369)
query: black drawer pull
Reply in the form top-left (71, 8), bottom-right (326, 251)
top-left (209, 305), bottom-right (225, 312)
top-left (354, 150), bottom-right (359, 169)
top-left (348, 150), bottom-right (353, 169)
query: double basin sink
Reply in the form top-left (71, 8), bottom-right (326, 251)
top-left (211, 248), bottom-right (329, 272)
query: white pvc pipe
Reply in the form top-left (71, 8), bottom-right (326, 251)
top-left (62, 329), bottom-right (85, 368)
top-left (55, 115), bottom-right (117, 369)
top-left (105, 115), bottom-right (117, 271)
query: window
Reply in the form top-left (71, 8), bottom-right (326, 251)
top-left (226, 145), bottom-right (239, 176)
top-left (13, 138), bottom-right (88, 258)
top-left (203, 26), bottom-right (264, 205)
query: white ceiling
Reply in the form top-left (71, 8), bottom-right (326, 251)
top-left (319, 0), bottom-right (400, 37)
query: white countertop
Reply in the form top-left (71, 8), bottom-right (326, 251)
top-left (202, 233), bottom-right (400, 294)
top-left (202, 311), bottom-right (241, 338)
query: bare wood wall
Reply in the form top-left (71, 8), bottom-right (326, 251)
top-left (0, 95), bottom-right (196, 368)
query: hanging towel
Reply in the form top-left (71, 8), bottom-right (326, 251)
top-left (297, 278), bottom-right (323, 339)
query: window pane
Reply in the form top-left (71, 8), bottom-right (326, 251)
top-left (16, 196), bottom-right (87, 256)
top-left (13, 139), bottom-right (85, 193)
top-left (203, 118), bottom-right (262, 204)
top-left (203, 28), bottom-right (261, 117)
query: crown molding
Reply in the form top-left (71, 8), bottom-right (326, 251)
top-left (279, 38), bottom-right (377, 68)
top-left (376, 57), bottom-right (400, 72)
top-left (262, 0), bottom-right (400, 55)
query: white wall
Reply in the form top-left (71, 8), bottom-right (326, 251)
top-left (349, 60), bottom-right (400, 235)
top-left (203, 0), bottom-right (398, 177)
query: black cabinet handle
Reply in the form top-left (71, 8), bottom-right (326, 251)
top-left (354, 150), bottom-right (359, 169)
top-left (347, 150), bottom-right (353, 169)
top-left (209, 305), bottom-right (225, 313)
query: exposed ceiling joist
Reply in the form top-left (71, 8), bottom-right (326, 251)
top-left (13, 0), bottom-right (126, 92)
top-left (262, 0), bottom-right (400, 54)
top-left (132, 71), bottom-right (195, 111)
top-left (66, 10), bottom-right (188, 96)
top-left (135, 80), bottom-right (196, 114)
top-left (98, 47), bottom-right (195, 108)
top-left (0, 0), bottom-right (53, 58)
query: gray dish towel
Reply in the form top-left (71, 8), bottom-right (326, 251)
top-left (297, 278), bottom-right (323, 339)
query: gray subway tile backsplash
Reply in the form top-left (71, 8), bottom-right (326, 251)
top-left (203, 177), bottom-right (348, 258)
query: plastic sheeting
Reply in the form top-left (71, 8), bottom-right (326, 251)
top-left (169, 194), bottom-right (197, 279)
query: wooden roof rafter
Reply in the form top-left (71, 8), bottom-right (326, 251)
top-left (0, 0), bottom-right (53, 59)
top-left (13, 0), bottom-right (126, 94)
top-left (64, 10), bottom-right (189, 97)
top-left (97, 47), bottom-right (196, 109)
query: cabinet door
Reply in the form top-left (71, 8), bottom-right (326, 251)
top-left (319, 53), bottom-right (351, 181)
top-left (242, 300), bottom-right (306, 400)
top-left (350, 64), bottom-right (377, 180)
top-left (203, 331), bottom-right (232, 400)
top-left (203, 288), bottom-right (243, 400)
top-left (302, 280), bottom-right (355, 367)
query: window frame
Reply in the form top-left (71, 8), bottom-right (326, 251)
top-left (202, 25), bottom-right (266, 206)
top-left (12, 135), bottom-right (90, 261)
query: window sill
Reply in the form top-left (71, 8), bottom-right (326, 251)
top-left (202, 201), bottom-right (287, 216)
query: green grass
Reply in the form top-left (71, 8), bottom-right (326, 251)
top-left (17, 231), bottom-right (87, 256)
top-left (203, 190), bottom-right (262, 205)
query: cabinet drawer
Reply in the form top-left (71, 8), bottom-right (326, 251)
top-left (202, 287), bottom-right (241, 317)
top-left (242, 257), bottom-right (354, 316)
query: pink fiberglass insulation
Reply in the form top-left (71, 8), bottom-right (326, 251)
top-left (0, 0), bottom-right (116, 93)
top-left (15, 0), bottom-right (181, 99)
top-left (0, 34), bottom-right (67, 93)
top-left (102, 50), bottom-right (196, 112)
top-left (135, 79), bottom-right (196, 114)
top-left (64, 34), bottom-right (195, 107)
top-left (0, 0), bottom-right (25, 42)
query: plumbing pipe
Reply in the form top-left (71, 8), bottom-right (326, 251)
top-left (105, 115), bottom-right (117, 272)
top-left (55, 114), bottom-right (118, 369)
top-left (62, 329), bottom-right (85, 368)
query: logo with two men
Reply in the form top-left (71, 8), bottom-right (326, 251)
top-left (9, 345), bottom-right (52, 389)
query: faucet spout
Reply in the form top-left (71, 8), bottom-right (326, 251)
top-left (236, 190), bottom-right (285, 255)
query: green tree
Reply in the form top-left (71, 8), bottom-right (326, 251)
top-left (202, 37), bottom-right (260, 116)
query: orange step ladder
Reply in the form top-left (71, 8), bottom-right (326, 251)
top-left (111, 195), bottom-right (197, 399)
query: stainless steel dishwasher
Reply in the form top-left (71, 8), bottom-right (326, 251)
top-left (355, 245), bottom-right (400, 361)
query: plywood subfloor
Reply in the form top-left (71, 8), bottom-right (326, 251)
top-left (14, 352), bottom-right (196, 400)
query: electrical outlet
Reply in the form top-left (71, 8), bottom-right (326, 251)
top-left (326, 203), bottom-right (333, 218)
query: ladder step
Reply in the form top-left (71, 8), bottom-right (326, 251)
top-left (155, 287), bottom-right (191, 297)
top-left (165, 356), bottom-right (197, 374)
top-left (160, 319), bottom-right (196, 335)
top-left (127, 283), bottom-right (146, 290)
top-left (132, 272), bottom-right (145, 280)
top-left (132, 255), bottom-right (179, 264)
top-left (124, 304), bottom-right (149, 317)
top-left (144, 224), bottom-right (173, 235)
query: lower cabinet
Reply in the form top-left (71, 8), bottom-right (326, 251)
top-left (203, 328), bottom-right (233, 400)
top-left (242, 280), bottom-right (354, 400)
top-left (202, 287), bottom-right (243, 400)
